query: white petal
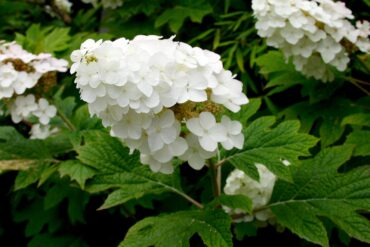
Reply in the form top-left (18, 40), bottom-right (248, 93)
top-left (209, 124), bottom-right (227, 142)
top-left (221, 140), bottom-right (234, 150)
top-left (231, 133), bottom-right (244, 149)
top-left (159, 110), bottom-right (175, 127)
top-left (127, 126), bottom-right (142, 140)
top-left (186, 118), bottom-right (204, 136)
top-left (188, 89), bottom-right (207, 102)
top-left (39, 116), bottom-right (49, 125)
top-left (111, 125), bottom-right (128, 139)
top-left (229, 121), bottom-right (242, 135)
top-left (169, 137), bottom-right (188, 156)
top-left (188, 154), bottom-right (206, 170)
top-left (117, 97), bottom-right (129, 107)
top-left (145, 92), bottom-right (160, 108)
top-left (138, 82), bottom-right (153, 97)
top-left (199, 112), bottom-right (216, 129)
top-left (148, 133), bottom-right (164, 152)
top-left (46, 106), bottom-right (57, 117)
top-left (159, 163), bottom-right (174, 174)
top-left (153, 147), bottom-right (173, 163)
top-left (199, 135), bottom-right (217, 152)
top-left (160, 127), bottom-right (177, 144)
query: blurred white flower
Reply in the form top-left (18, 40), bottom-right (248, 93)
top-left (81, 0), bottom-right (123, 9)
top-left (9, 94), bottom-right (38, 123)
top-left (33, 98), bottom-right (57, 125)
top-left (30, 124), bottom-right (58, 139)
top-left (54, 0), bottom-right (72, 13)
top-left (0, 41), bottom-right (67, 99)
top-left (252, 0), bottom-right (370, 82)
top-left (223, 161), bottom-right (291, 223)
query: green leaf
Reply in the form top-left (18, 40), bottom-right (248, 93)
top-left (0, 127), bottom-right (72, 189)
top-left (234, 222), bottom-right (257, 240)
top-left (256, 50), bottom-right (310, 95)
top-left (72, 105), bottom-right (101, 130)
top-left (256, 51), bottom-right (339, 102)
top-left (13, 199), bottom-right (60, 237)
top-left (0, 127), bottom-right (57, 160)
top-left (0, 127), bottom-right (72, 161)
top-left (43, 182), bottom-right (89, 224)
top-left (280, 98), bottom-right (365, 146)
top-left (58, 160), bottom-right (96, 189)
top-left (75, 131), bottom-right (185, 209)
top-left (213, 195), bottom-right (252, 213)
top-left (155, 1), bottom-right (212, 32)
top-left (236, 48), bottom-right (245, 72)
top-left (120, 209), bottom-right (232, 247)
top-left (228, 98), bottom-right (262, 125)
top-left (14, 163), bottom-right (49, 190)
top-left (227, 117), bottom-right (318, 181)
top-left (268, 146), bottom-right (370, 246)
top-left (342, 113), bottom-right (370, 127)
top-left (28, 234), bottom-right (88, 247)
top-left (345, 130), bottom-right (370, 156)
top-left (15, 24), bottom-right (71, 54)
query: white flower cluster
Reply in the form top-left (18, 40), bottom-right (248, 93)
top-left (0, 41), bottom-right (68, 99)
top-left (252, 0), bottom-right (370, 82)
top-left (9, 94), bottom-right (58, 139)
top-left (81, 0), bottom-right (123, 9)
top-left (54, 0), bottom-right (72, 13)
top-left (223, 160), bottom-right (290, 223)
top-left (71, 35), bottom-right (249, 174)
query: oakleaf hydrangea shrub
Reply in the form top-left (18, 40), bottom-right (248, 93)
top-left (252, 0), bottom-right (370, 81)
top-left (70, 35), bottom-right (248, 173)
top-left (0, 0), bottom-right (369, 246)
top-left (0, 41), bottom-right (67, 139)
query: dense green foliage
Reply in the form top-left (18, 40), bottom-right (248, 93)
top-left (0, 0), bottom-right (369, 246)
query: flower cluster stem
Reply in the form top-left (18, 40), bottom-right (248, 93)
top-left (57, 109), bottom-right (77, 131)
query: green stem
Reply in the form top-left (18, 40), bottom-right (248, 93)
top-left (348, 78), bottom-right (370, 95)
top-left (57, 109), bottom-right (77, 131)
top-left (174, 190), bottom-right (204, 209)
top-left (356, 55), bottom-right (370, 74)
top-left (350, 77), bottom-right (370, 86)
top-left (210, 149), bottom-right (222, 197)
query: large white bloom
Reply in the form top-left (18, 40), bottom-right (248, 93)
top-left (71, 35), bottom-right (249, 173)
top-left (252, 0), bottom-right (370, 82)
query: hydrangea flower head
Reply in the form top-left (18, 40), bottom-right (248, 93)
top-left (252, 0), bottom-right (370, 82)
top-left (71, 35), bottom-right (249, 173)
top-left (0, 41), bottom-right (68, 99)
